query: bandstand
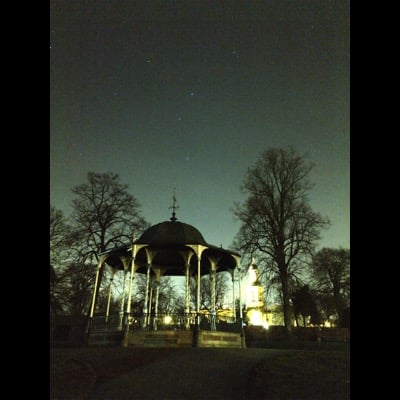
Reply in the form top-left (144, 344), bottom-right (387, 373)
top-left (86, 206), bottom-right (245, 348)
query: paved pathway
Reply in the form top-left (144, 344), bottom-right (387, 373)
top-left (89, 348), bottom-right (281, 400)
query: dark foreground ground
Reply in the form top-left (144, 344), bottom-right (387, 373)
top-left (50, 342), bottom-right (350, 400)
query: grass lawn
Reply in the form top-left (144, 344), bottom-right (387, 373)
top-left (247, 343), bottom-right (350, 400)
top-left (50, 342), bottom-right (349, 400)
top-left (50, 347), bottom-right (177, 399)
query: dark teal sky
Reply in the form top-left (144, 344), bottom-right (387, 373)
top-left (50, 0), bottom-right (349, 251)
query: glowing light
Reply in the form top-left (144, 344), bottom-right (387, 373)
top-left (164, 315), bottom-right (172, 325)
top-left (244, 260), bottom-right (269, 329)
top-left (249, 310), bottom-right (262, 325)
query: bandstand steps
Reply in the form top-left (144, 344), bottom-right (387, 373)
top-left (88, 329), bottom-right (124, 347)
top-left (127, 330), bottom-right (193, 347)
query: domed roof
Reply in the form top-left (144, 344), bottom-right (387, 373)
top-left (135, 220), bottom-right (208, 246)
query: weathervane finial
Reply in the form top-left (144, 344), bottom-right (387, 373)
top-left (169, 188), bottom-right (179, 221)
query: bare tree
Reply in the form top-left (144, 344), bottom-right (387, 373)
top-left (156, 277), bottom-right (183, 314)
top-left (50, 205), bottom-right (76, 267)
top-left (232, 147), bottom-right (330, 337)
top-left (50, 264), bottom-right (64, 315)
top-left (60, 262), bottom-right (97, 316)
top-left (50, 205), bottom-right (66, 258)
top-left (50, 205), bottom-right (79, 315)
top-left (200, 272), bottom-right (230, 311)
top-left (314, 292), bottom-right (337, 325)
top-left (311, 247), bottom-right (350, 327)
top-left (291, 284), bottom-right (321, 327)
top-left (70, 171), bottom-right (150, 314)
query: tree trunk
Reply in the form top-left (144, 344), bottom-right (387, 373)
top-left (281, 271), bottom-right (293, 340)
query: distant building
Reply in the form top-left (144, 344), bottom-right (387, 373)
top-left (244, 258), bottom-right (269, 329)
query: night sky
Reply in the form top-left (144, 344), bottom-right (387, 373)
top-left (50, 0), bottom-right (349, 251)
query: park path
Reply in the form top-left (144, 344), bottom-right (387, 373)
top-left (89, 347), bottom-right (279, 400)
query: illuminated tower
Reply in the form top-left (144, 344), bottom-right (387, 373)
top-left (245, 258), bottom-right (269, 329)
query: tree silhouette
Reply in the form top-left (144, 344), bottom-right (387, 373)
top-left (232, 147), bottom-right (330, 337)
top-left (50, 206), bottom-right (78, 315)
top-left (291, 284), bottom-right (321, 327)
top-left (311, 247), bottom-right (350, 327)
top-left (70, 171), bottom-right (149, 315)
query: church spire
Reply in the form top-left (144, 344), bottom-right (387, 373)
top-left (169, 188), bottom-right (179, 222)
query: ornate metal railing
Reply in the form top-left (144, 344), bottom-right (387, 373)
top-left (90, 311), bottom-right (242, 333)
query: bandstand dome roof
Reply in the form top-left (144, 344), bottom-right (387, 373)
top-left (101, 211), bottom-right (240, 276)
top-left (135, 220), bottom-right (208, 246)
